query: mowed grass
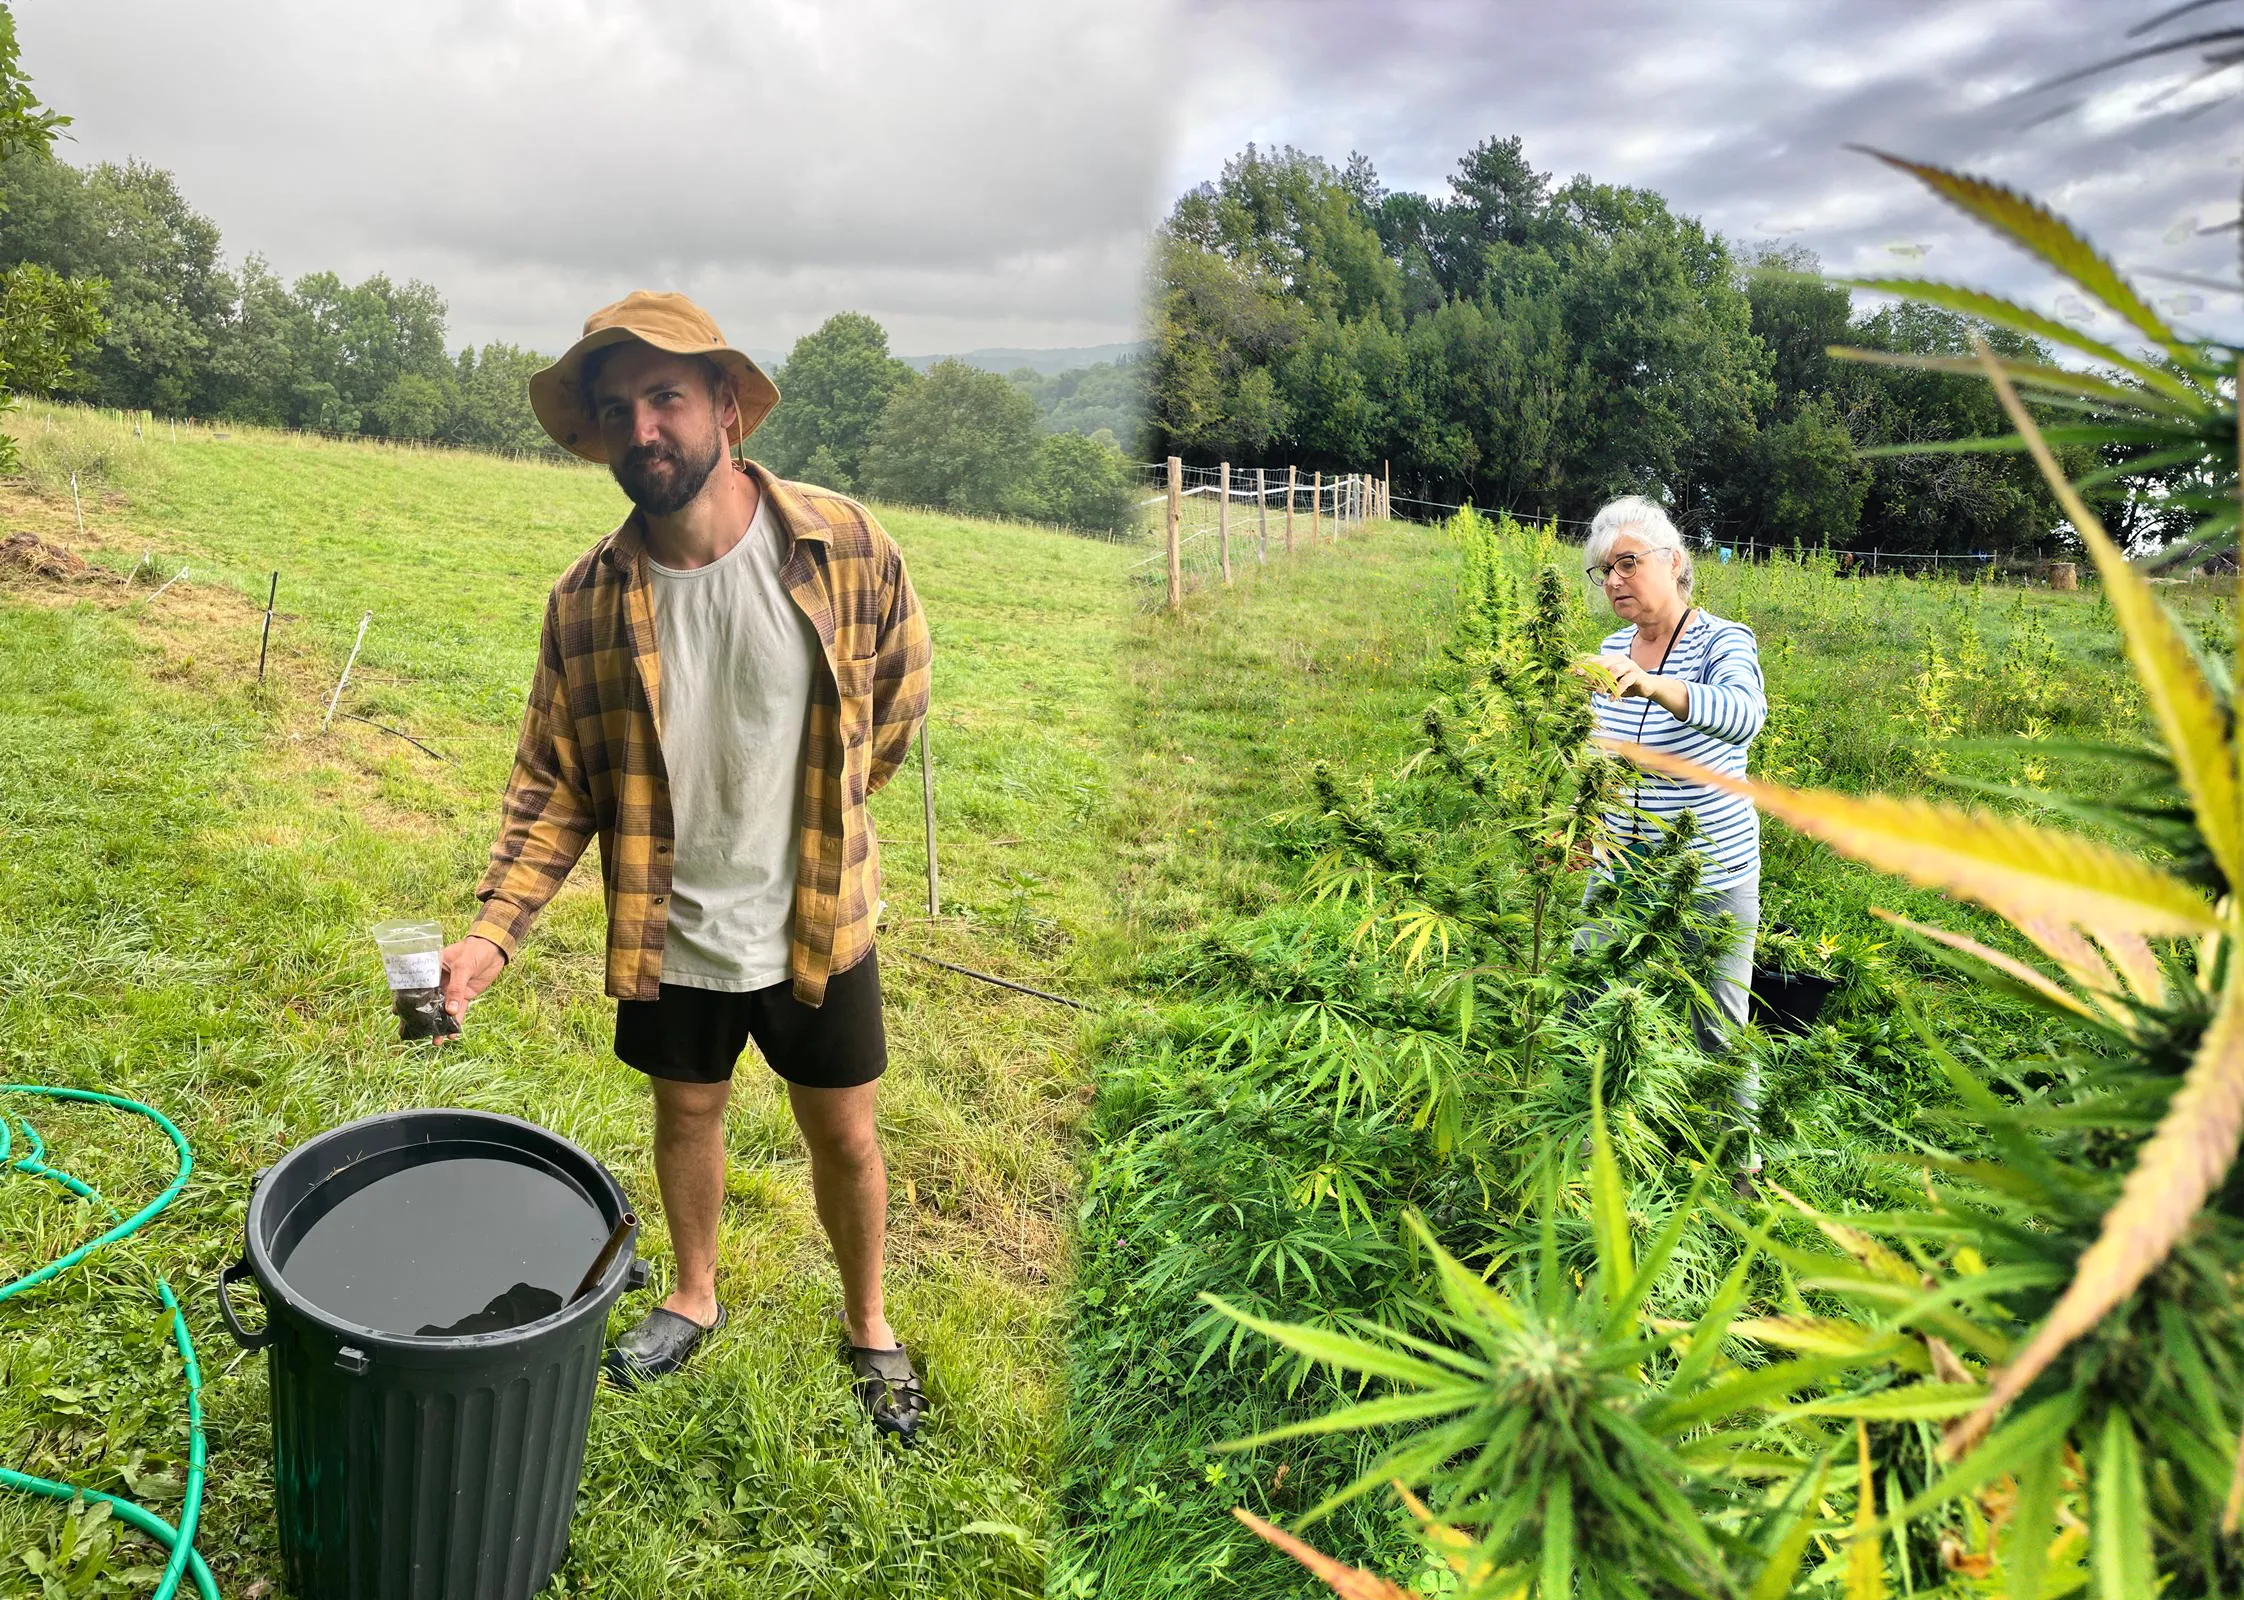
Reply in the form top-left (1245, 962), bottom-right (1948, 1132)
top-left (0, 402), bottom-right (1457, 1598)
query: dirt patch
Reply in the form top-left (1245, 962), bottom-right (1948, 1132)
top-left (0, 532), bottom-right (112, 583)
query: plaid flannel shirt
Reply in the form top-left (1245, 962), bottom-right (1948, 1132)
top-left (469, 460), bottom-right (931, 1005)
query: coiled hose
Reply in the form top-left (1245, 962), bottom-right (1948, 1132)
top-left (0, 1086), bottom-right (216, 1600)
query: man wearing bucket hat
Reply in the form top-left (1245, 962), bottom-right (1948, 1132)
top-left (436, 291), bottom-right (933, 1438)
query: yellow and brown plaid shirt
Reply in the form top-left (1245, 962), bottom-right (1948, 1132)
top-left (469, 460), bottom-right (931, 1005)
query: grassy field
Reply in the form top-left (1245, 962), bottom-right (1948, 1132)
top-left (4, 402), bottom-right (2211, 1598)
top-left (0, 402), bottom-right (1451, 1598)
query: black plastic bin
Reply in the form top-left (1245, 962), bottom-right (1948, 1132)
top-left (1749, 968), bottom-right (1839, 1035)
top-left (218, 1109), bottom-right (643, 1600)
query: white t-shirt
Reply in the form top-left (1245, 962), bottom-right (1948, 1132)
top-left (646, 495), bottom-right (821, 991)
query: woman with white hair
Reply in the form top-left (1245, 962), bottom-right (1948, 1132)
top-left (1574, 495), bottom-right (1767, 1182)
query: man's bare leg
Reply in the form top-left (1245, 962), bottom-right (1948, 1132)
top-left (785, 1079), bottom-right (895, 1350)
top-left (650, 1075), bottom-right (731, 1327)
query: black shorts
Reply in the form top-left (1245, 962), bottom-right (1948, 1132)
top-left (614, 950), bottom-right (887, 1089)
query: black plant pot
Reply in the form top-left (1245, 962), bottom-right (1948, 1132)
top-left (1749, 968), bottom-right (1838, 1036)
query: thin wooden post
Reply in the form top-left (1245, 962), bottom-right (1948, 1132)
top-left (1256, 467), bottom-right (1268, 563)
top-left (1285, 466), bottom-right (1297, 553)
top-left (1383, 461), bottom-right (1391, 521)
top-left (920, 723), bottom-right (939, 916)
top-left (1165, 455), bottom-right (1183, 612)
top-left (1312, 472), bottom-right (1322, 543)
top-left (1218, 461), bottom-right (1232, 586)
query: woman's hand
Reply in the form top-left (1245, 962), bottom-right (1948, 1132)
top-left (1593, 654), bottom-right (1691, 720)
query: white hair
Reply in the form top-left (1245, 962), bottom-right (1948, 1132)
top-left (1584, 495), bottom-right (1693, 596)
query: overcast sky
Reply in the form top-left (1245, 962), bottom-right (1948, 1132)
top-left (19, 0), bottom-right (1181, 359)
top-left (21, 2), bottom-right (2243, 361)
top-left (1175, 0), bottom-right (2244, 344)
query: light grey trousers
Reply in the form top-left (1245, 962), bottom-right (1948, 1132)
top-left (1571, 873), bottom-right (1761, 1169)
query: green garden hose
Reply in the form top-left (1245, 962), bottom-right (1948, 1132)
top-left (0, 1086), bottom-right (217, 1600)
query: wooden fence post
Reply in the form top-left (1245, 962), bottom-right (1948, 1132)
top-left (1256, 467), bottom-right (1268, 562)
top-left (1219, 461), bottom-right (1232, 586)
top-left (1382, 461), bottom-right (1391, 521)
top-left (1312, 472), bottom-right (1322, 543)
top-left (1285, 465), bottom-right (1297, 554)
top-left (1166, 455), bottom-right (1183, 613)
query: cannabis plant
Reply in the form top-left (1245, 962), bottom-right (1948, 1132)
top-left (1835, 150), bottom-right (2239, 563)
top-left (1212, 162), bottom-right (2244, 1596)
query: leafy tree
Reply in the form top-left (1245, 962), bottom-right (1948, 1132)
top-left (0, 6), bottom-right (108, 470)
top-left (756, 311), bottom-right (918, 490)
top-left (1170, 144), bottom-right (1401, 326)
top-left (445, 342), bottom-right (554, 455)
top-left (0, 262), bottom-right (107, 396)
top-left (1743, 394), bottom-right (1870, 545)
top-left (1146, 231), bottom-right (1305, 460)
top-left (859, 357), bottom-right (1040, 515)
top-left (1013, 428), bottom-right (1138, 533)
top-left (1745, 245), bottom-right (1853, 416)
top-left (0, 4), bottom-right (64, 171)
top-left (1832, 301), bottom-right (2067, 556)
top-left (0, 154), bottom-right (234, 414)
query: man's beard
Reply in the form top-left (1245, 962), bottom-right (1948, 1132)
top-left (612, 428), bottom-right (724, 516)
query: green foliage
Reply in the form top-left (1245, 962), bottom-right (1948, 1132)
top-left (0, 261), bottom-right (105, 469)
top-left (861, 357), bottom-right (1043, 516)
top-left (756, 311), bottom-right (920, 491)
top-left (1150, 139), bottom-right (1771, 522)
top-left (1007, 359), bottom-right (1145, 447)
top-left (1014, 429), bottom-right (1139, 534)
top-left (1062, 486), bottom-right (2236, 1594)
top-left (1833, 149), bottom-right (2239, 563)
top-left (0, 2), bottom-right (64, 172)
top-left (442, 342), bottom-right (553, 456)
top-left (1148, 136), bottom-right (2112, 558)
top-left (0, 12), bottom-right (100, 475)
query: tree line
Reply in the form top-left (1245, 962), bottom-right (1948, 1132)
top-left (0, 145), bottom-right (1143, 530)
top-left (1146, 138), bottom-right (2103, 557)
top-left (0, 10), bottom-right (1142, 533)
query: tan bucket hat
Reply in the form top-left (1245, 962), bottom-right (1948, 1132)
top-left (530, 290), bottom-right (781, 463)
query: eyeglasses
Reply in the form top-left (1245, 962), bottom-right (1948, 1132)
top-left (1585, 550), bottom-right (1669, 583)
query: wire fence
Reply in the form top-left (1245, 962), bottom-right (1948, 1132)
top-left (1127, 457), bottom-right (1390, 611)
top-left (1381, 485), bottom-right (2092, 587)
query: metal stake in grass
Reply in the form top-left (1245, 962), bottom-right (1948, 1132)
top-left (143, 566), bottom-right (189, 606)
top-left (69, 472), bottom-right (85, 540)
top-left (1257, 466), bottom-right (1268, 563)
top-left (322, 611), bottom-right (372, 734)
top-left (257, 572), bottom-right (278, 681)
top-left (920, 722), bottom-right (940, 917)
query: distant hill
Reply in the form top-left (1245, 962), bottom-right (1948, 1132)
top-left (899, 342), bottom-right (1146, 377)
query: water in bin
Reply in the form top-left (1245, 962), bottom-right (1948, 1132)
top-left (279, 1153), bottom-right (612, 1336)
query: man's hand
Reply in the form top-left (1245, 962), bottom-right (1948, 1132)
top-left (439, 935), bottom-right (508, 1033)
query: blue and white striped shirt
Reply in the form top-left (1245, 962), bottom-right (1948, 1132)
top-left (1590, 609), bottom-right (1766, 891)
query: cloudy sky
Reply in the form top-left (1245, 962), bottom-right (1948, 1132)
top-left (1175, 0), bottom-right (2243, 343)
top-left (21, 2), bottom-right (2243, 361)
top-left (19, 0), bottom-right (1181, 359)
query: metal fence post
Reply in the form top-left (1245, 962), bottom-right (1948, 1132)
top-left (1219, 462), bottom-right (1232, 586)
top-left (1166, 455), bottom-right (1183, 613)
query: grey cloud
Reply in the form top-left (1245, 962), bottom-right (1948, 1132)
top-left (1175, 0), bottom-right (2242, 343)
top-left (23, 0), bottom-right (1178, 354)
